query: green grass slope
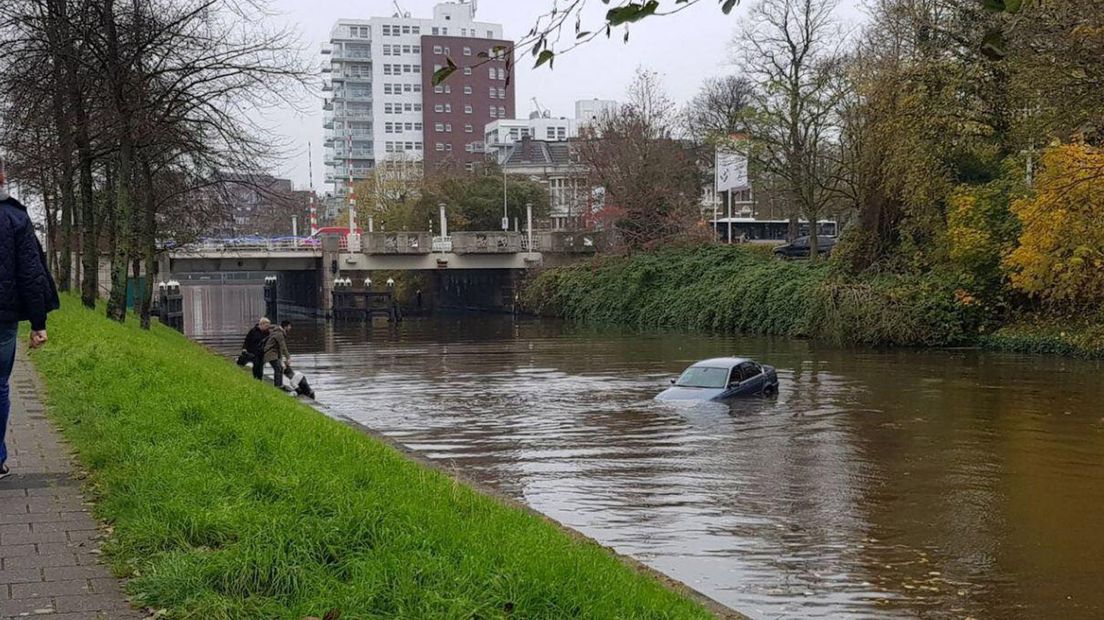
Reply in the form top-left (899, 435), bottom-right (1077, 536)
top-left (27, 298), bottom-right (714, 620)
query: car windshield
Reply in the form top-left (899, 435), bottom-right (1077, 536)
top-left (676, 366), bottom-right (730, 389)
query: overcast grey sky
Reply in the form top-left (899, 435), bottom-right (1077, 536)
top-left (266, 0), bottom-right (867, 191)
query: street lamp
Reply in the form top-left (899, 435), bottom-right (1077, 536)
top-left (386, 277), bottom-right (395, 288)
top-left (364, 277), bottom-right (372, 289)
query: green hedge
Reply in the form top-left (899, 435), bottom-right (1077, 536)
top-left (27, 298), bottom-right (713, 619)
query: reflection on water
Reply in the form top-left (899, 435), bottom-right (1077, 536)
top-left (191, 285), bottom-right (1104, 619)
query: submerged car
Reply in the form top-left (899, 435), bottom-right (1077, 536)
top-left (656, 358), bottom-right (779, 402)
top-left (773, 236), bottom-right (837, 258)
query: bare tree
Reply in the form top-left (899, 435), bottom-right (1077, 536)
top-left (683, 75), bottom-right (754, 143)
top-left (577, 68), bottom-right (706, 250)
top-left (737, 0), bottom-right (848, 259)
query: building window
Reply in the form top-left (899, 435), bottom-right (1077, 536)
top-left (403, 103), bottom-right (413, 112)
top-left (444, 84), bottom-right (451, 94)
top-left (381, 25), bottom-right (391, 36)
top-left (412, 45), bottom-right (421, 53)
top-left (405, 141), bottom-right (413, 150)
top-left (464, 104), bottom-right (473, 114)
top-left (435, 122), bottom-right (444, 132)
top-left (489, 67), bottom-right (496, 80)
top-left (463, 46), bottom-right (472, 56)
top-left (414, 122), bottom-right (423, 130)
top-left (412, 26), bottom-right (420, 34)
top-left (464, 85), bottom-right (472, 95)
top-left (383, 65), bottom-right (392, 76)
top-left (432, 27), bottom-right (439, 35)
top-left (489, 106), bottom-right (497, 118)
top-left (463, 67), bottom-right (472, 76)
top-left (558, 128), bottom-right (567, 140)
top-left (465, 124), bottom-right (473, 133)
top-left (384, 84), bottom-right (392, 95)
top-left (444, 47), bottom-right (450, 56)
top-left (434, 85), bottom-right (444, 94)
top-left (445, 143), bottom-right (453, 151)
top-left (412, 84), bottom-right (422, 93)
top-left (442, 27), bottom-right (448, 35)
top-left (412, 65), bottom-right (420, 74)
top-left (498, 106), bottom-right (505, 117)
top-left (402, 25), bottom-right (410, 34)
top-left (547, 127), bottom-right (556, 139)
top-left (435, 104), bottom-right (444, 113)
top-left (413, 103), bottom-right (422, 112)
top-left (445, 123), bottom-right (452, 132)
top-left (487, 30), bottom-right (494, 38)
top-left (498, 88), bottom-right (505, 99)
top-left (402, 64), bottom-right (411, 73)
top-left (436, 143), bottom-right (445, 151)
top-left (402, 45), bottom-right (410, 54)
top-left (433, 45), bottom-right (443, 54)
top-left (415, 141), bottom-right (423, 150)
top-left (405, 122), bottom-right (413, 130)
top-left (403, 83), bottom-right (412, 93)
top-left (498, 67), bottom-right (506, 80)
top-left (489, 86), bottom-right (496, 99)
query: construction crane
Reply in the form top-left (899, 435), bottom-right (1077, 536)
top-left (530, 97), bottom-right (548, 119)
top-left (392, 0), bottom-right (407, 18)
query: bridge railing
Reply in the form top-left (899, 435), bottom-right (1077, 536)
top-left (363, 232), bottom-right (431, 255)
top-left (451, 231), bottom-right (523, 254)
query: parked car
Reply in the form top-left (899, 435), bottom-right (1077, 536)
top-left (656, 357), bottom-right (779, 402)
top-left (773, 236), bottom-right (837, 258)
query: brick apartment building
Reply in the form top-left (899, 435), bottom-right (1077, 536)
top-left (421, 36), bottom-right (514, 173)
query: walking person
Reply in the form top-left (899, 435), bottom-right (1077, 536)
top-left (240, 317), bottom-right (270, 380)
top-left (0, 162), bottom-right (60, 481)
top-left (263, 320), bottom-right (292, 388)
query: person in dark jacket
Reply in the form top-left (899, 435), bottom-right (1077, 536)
top-left (0, 163), bottom-right (60, 481)
top-left (239, 317), bottom-right (270, 380)
top-left (262, 320), bottom-right (292, 388)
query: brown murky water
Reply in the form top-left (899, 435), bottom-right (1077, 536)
top-left (188, 285), bottom-right (1104, 619)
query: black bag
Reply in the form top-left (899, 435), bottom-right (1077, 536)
top-left (236, 351), bottom-right (254, 367)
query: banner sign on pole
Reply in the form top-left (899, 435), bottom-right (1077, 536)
top-left (715, 147), bottom-right (749, 193)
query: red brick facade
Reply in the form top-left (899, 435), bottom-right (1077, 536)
top-left (420, 36), bottom-right (515, 174)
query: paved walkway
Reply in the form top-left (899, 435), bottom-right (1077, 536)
top-left (1, 348), bottom-right (141, 620)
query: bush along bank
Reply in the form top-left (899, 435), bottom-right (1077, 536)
top-left (521, 246), bottom-right (999, 349)
top-left (27, 298), bottom-right (716, 619)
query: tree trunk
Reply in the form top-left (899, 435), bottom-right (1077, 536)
top-left (104, 0), bottom-right (132, 322)
top-left (138, 159), bottom-right (157, 329)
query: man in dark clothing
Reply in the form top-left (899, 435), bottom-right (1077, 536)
top-left (0, 164), bottom-right (60, 481)
top-left (239, 317), bottom-right (270, 380)
top-left (262, 320), bottom-right (292, 388)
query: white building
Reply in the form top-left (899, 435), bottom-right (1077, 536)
top-left (575, 98), bottom-right (620, 126)
top-left (322, 1), bottom-right (505, 197)
top-left (484, 117), bottom-right (577, 148)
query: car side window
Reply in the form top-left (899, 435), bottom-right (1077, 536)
top-left (738, 362), bottom-right (760, 382)
top-left (728, 367), bottom-right (741, 386)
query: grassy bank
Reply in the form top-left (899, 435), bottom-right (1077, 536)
top-left (27, 298), bottom-right (714, 619)
top-left (980, 320), bottom-right (1104, 359)
top-left (523, 246), bottom-right (986, 348)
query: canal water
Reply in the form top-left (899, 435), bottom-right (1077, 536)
top-left (187, 285), bottom-right (1104, 619)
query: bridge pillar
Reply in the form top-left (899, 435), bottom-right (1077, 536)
top-left (321, 235), bottom-right (339, 319)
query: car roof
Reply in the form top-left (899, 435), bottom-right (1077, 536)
top-left (690, 357), bottom-right (754, 369)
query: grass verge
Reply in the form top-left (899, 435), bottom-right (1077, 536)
top-left (26, 297), bottom-right (715, 619)
top-left (980, 320), bottom-right (1104, 359)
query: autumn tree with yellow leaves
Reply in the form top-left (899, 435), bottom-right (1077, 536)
top-left (1004, 143), bottom-right (1104, 309)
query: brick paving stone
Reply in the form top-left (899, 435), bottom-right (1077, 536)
top-left (0, 348), bottom-right (143, 619)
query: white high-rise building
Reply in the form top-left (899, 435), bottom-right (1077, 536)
top-left (321, 1), bottom-right (506, 197)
